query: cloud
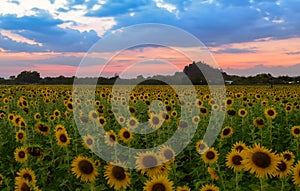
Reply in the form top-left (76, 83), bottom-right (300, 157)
top-left (286, 51), bottom-right (300, 55)
top-left (214, 48), bottom-right (256, 54)
top-left (0, 13), bottom-right (100, 52)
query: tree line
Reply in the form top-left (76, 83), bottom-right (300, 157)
top-left (0, 62), bottom-right (300, 85)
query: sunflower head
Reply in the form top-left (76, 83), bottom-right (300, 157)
top-left (201, 147), bottom-right (219, 164)
top-left (226, 150), bottom-right (245, 172)
top-left (291, 126), bottom-right (300, 138)
top-left (16, 168), bottom-right (37, 185)
top-left (105, 130), bottom-right (118, 146)
top-left (196, 140), bottom-right (209, 154)
top-left (200, 184), bottom-right (220, 191)
top-left (83, 135), bottom-right (95, 149)
top-left (16, 129), bottom-right (26, 142)
top-left (281, 151), bottom-right (295, 164)
top-left (253, 117), bottom-right (265, 128)
top-left (55, 129), bottom-right (70, 147)
top-left (264, 107), bottom-right (277, 119)
top-left (14, 147), bottom-right (28, 163)
top-left (71, 155), bottom-right (98, 183)
top-left (104, 163), bottom-right (131, 190)
top-left (159, 145), bottom-right (175, 163)
top-left (221, 126), bottom-right (233, 139)
top-left (143, 175), bottom-right (174, 191)
top-left (176, 185), bottom-right (191, 191)
top-left (119, 128), bottom-right (133, 143)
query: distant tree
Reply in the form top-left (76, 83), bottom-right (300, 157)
top-left (9, 75), bottom-right (16, 80)
top-left (16, 71), bottom-right (41, 84)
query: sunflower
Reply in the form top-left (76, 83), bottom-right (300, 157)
top-left (14, 147), bottom-right (28, 163)
top-left (159, 145), bottom-right (175, 163)
top-left (82, 135), bottom-right (95, 149)
top-left (16, 129), bottom-right (26, 142)
top-left (105, 130), bottom-right (118, 146)
top-left (207, 167), bottom-right (219, 181)
top-left (221, 126), bottom-right (233, 139)
top-left (117, 116), bottom-right (126, 125)
top-left (88, 110), bottom-right (98, 121)
top-left (292, 161), bottom-right (300, 186)
top-left (192, 115), bottom-right (200, 125)
top-left (199, 107), bottom-right (208, 115)
top-left (143, 175), bottom-right (174, 191)
top-left (149, 114), bottom-right (163, 129)
top-left (195, 140), bottom-right (209, 154)
top-left (226, 97), bottom-right (234, 106)
top-left (242, 143), bottom-right (280, 178)
top-left (264, 108), bottom-right (277, 119)
top-left (8, 113), bottom-right (14, 121)
top-left (55, 129), bottom-right (70, 147)
top-left (126, 117), bottom-right (139, 129)
top-left (16, 168), bottom-right (37, 185)
top-left (238, 108), bottom-right (247, 118)
top-left (176, 185), bottom-right (190, 191)
top-left (253, 117), bottom-right (265, 128)
top-left (285, 105), bottom-right (293, 113)
top-left (35, 122), bottom-right (50, 136)
top-left (281, 151), bottom-right (295, 164)
top-left (119, 128), bottom-right (133, 143)
top-left (136, 151), bottom-right (162, 177)
top-left (34, 113), bottom-right (41, 120)
top-left (54, 124), bottom-right (65, 132)
top-left (53, 109), bottom-right (61, 118)
top-left (227, 108), bottom-right (236, 116)
top-left (14, 178), bottom-right (31, 191)
top-left (71, 155), bottom-right (98, 183)
top-left (226, 150), bottom-right (245, 171)
top-left (27, 146), bottom-right (44, 159)
top-left (275, 157), bottom-right (291, 179)
top-left (201, 147), bottom-right (219, 164)
top-left (200, 184), bottom-right (219, 191)
top-left (104, 163), bottom-right (131, 190)
top-left (291, 126), bottom-right (300, 138)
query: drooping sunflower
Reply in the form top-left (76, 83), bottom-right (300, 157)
top-left (227, 108), bottom-right (236, 116)
top-left (281, 151), bottom-right (295, 164)
top-left (143, 175), bottom-right (174, 191)
top-left (159, 145), bottom-right (175, 163)
top-left (291, 126), bottom-right (300, 138)
top-left (35, 122), bottom-right (50, 136)
top-left (126, 117), bottom-right (139, 129)
top-left (274, 157), bottom-right (292, 179)
top-left (292, 161), bottom-right (300, 186)
top-left (105, 130), bottom-right (118, 146)
top-left (55, 129), bottom-right (70, 147)
top-left (71, 155), bottom-right (98, 183)
top-left (221, 126), bottom-right (233, 139)
top-left (264, 107), bottom-right (277, 119)
top-left (226, 150), bottom-right (245, 171)
top-left (253, 117), bottom-right (265, 128)
top-left (16, 129), bottom-right (26, 142)
top-left (14, 147), bottom-right (28, 163)
top-left (104, 163), bottom-right (131, 190)
top-left (200, 184), bottom-right (220, 191)
top-left (242, 143), bottom-right (280, 178)
top-left (136, 151), bottom-right (162, 177)
top-left (16, 168), bottom-right (37, 185)
top-left (14, 178), bottom-right (31, 191)
top-left (82, 135), bottom-right (95, 149)
top-left (195, 140), bottom-right (209, 154)
top-left (119, 128), bottom-right (133, 143)
top-left (201, 147), bottom-right (219, 164)
top-left (176, 185), bottom-right (191, 191)
top-left (238, 108), bottom-right (248, 118)
top-left (207, 167), bottom-right (219, 181)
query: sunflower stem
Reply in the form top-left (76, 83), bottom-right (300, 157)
top-left (235, 171), bottom-right (239, 191)
top-left (281, 179), bottom-right (284, 191)
top-left (217, 164), bottom-right (226, 191)
top-left (260, 178), bottom-right (264, 191)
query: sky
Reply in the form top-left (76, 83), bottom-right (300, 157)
top-left (0, 0), bottom-right (299, 78)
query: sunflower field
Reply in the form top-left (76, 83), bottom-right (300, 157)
top-left (1, 85), bottom-right (300, 191)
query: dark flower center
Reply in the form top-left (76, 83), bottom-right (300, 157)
top-left (59, 134), bottom-right (67, 143)
top-left (235, 146), bottom-right (244, 152)
top-left (277, 161), bottom-right (287, 172)
top-left (267, 109), bottom-right (275, 116)
top-left (152, 183), bottom-right (166, 191)
top-left (23, 173), bottom-right (32, 182)
top-left (222, 128), bottom-right (231, 136)
top-left (18, 133), bottom-right (24, 139)
top-left (109, 134), bottom-right (116, 142)
top-left (123, 131), bottom-right (130, 139)
top-left (38, 124), bottom-right (49, 132)
top-left (19, 151), bottom-right (26, 158)
top-left (21, 182), bottom-right (30, 191)
top-left (206, 151), bottom-right (215, 160)
top-left (86, 138), bottom-right (93, 145)
top-left (112, 166), bottom-right (126, 181)
top-left (232, 155), bottom-right (242, 165)
top-left (252, 152), bottom-right (271, 168)
top-left (79, 160), bottom-right (94, 174)
top-left (163, 149), bottom-right (174, 160)
top-left (142, 155), bottom-right (158, 168)
top-left (283, 154), bottom-right (292, 161)
top-left (294, 128), bottom-right (300, 135)
top-left (152, 116), bottom-right (160, 125)
top-left (129, 120), bottom-right (136, 126)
